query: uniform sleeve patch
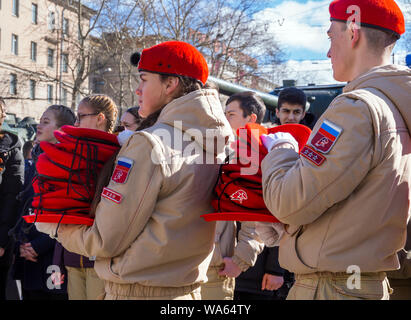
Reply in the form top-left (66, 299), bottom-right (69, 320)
top-left (111, 157), bottom-right (134, 184)
top-left (310, 119), bottom-right (343, 154)
top-left (301, 145), bottom-right (326, 166)
top-left (101, 187), bottom-right (123, 204)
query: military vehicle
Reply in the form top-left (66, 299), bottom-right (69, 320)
top-left (3, 113), bottom-right (37, 143)
top-left (208, 76), bottom-right (345, 129)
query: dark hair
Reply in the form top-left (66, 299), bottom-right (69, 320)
top-left (126, 106), bottom-right (141, 124)
top-left (340, 22), bottom-right (399, 53)
top-left (137, 74), bottom-right (202, 130)
top-left (22, 140), bottom-right (35, 159)
top-left (79, 94), bottom-right (119, 133)
top-left (46, 105), bottom-right (76, 127)
top-left (226, 91), bottom-right (266, 124)
top-left (277, 87), bottom-right (307, 111)
top-left (160, 74), bottom-right (203, 97)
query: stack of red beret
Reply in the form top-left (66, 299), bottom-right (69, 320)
top-left (23, 125), bottom-right (120, 226)
top-left (202, 123), bottom-right (311, 223)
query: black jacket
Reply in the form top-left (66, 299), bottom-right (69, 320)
top-left (11, 145), bottom-right (67, 293)
top-left (235, 246), bottom-right (287, 297)
top-left (0, 131), bottom-right (24, 255)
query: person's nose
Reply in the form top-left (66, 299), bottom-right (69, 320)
top-left (135, 83), bottom-right (142, 96)
top-left (288, 113), bottom-right (296, 121)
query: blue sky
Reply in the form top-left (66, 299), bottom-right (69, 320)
top-left (250, 0), bottom-right (410, 84)
top-left (253, 0), bottom-right (410, 61)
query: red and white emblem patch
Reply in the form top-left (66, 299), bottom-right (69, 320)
top-left (300, 145), bottom-right (326, 166)
top-left (111, 157), bottom-right (134, 184)
top-left (101, 187), bottom-right (123, 204)
top-left (230, 190), bottom-right (248, 204)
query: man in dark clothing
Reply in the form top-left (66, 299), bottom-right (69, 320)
top-left (0, 98), bottom-right (24, 300)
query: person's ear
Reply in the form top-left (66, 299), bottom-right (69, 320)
top-left (348, 22), bottom-right (360, 48)
top-left (165, 77), bottom-right (180, 96)
top-left (249, 113), bottom-right (257, 124)
top-left (275, 108), bottom-right (280, 118)
top-left (97, 112), bottom-right (106, 126)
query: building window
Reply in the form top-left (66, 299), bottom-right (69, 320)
top-left (47, 84), bottom-right (53, 103)
top-left (32, 3), bottom-right (37, 24)
top-left (29, 80), bottom-right (36, 100)
top-left (62, 54), bottom-right (68, 73)
top-left (62, 88), bottom-right (67, 105)
top-left (11, 34), bottom-right (18, 55)
top-left (63, 18), bottom-right (69, 35)
top-left (10, 74), bottom-right (17, 95)
top-left (12, 0), bottom-right (19, 17)
top-left (30, 41), bottom-right (37, 61)
top-left (47, 48), bottom-right (54, 67)
top-left (48, 11), bottom-right (55, 30)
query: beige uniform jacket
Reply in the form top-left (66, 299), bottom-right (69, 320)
top-left (56, 89), bottom-right (234, 287)
top-left (262, 65), bottom-right (411, 274)
top-left (210, 221), bottom-right (264, 272)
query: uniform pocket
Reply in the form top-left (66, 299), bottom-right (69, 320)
top-left (331, 275), bottom-right (387, 300)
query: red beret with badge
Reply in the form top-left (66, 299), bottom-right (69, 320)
top-left (130, 41), bottom-right (209, 85)
top-left (23, 125), bottom-right (120, 226)
top-left (201, 123), bottom-right (311, 223)
top-left (329, 0), bottom-right (405, 36)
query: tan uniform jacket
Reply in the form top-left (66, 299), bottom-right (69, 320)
top-left (210, 221), bottom-right (264, 272)
top-left (262, 65), bottom-right (411, 274)
top-left (56, 89), bottom-right (234, 287)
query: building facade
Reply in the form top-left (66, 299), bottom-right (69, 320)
top-left (0, 0), bottom-right (94, 121)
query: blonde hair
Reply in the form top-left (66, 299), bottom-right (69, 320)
top-left (80, 94), bottom-right (118, 133)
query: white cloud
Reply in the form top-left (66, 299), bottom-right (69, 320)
top-left (253, 0), bottom-right (331, 54)
top-left (284, 59), bottom-right (344, 85)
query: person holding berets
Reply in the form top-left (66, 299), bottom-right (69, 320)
top-left (36, 41), bottom-right (233, 300)
top-left (257, 0), bottom-right (411, 300)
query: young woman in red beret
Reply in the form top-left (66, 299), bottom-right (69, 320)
top-left (37, 41), bottom-right (233, 300)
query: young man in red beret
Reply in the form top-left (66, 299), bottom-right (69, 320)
top-left (258, 0), bottom-right (411, 300)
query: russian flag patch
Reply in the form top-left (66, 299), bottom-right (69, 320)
top-left (111, 157), bottom-right (134, 184)
top-left (310, 119), bottom-right (343, 154)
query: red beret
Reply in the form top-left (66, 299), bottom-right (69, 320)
top-left (329, 0), bottom-right (405, 35)
top-left (137, 41), bottom-right (209, 85)
top-left (202, 123), bottom-right (312, 223)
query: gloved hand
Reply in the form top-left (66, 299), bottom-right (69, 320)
top-left (261, 132), bottom-right (299, 152)
top-left (35, 222), bottom-right (59, 239)
top-left (255, 222), bottom-right (285, 247)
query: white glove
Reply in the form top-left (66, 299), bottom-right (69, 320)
top-left (255, 222), bottom-right (285, 247)
top-left (35, 222), bottom-right (59, 239)
top-left (261, 132), bottom-right (298, 152)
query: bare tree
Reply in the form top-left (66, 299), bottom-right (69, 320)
top-left (139, 0), bottom-right (284, 89)
top-left (62, 0), bottom-right (108, 109)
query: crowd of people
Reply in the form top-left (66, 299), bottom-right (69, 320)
top-left (0, 0), bottom-right (410, 301)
